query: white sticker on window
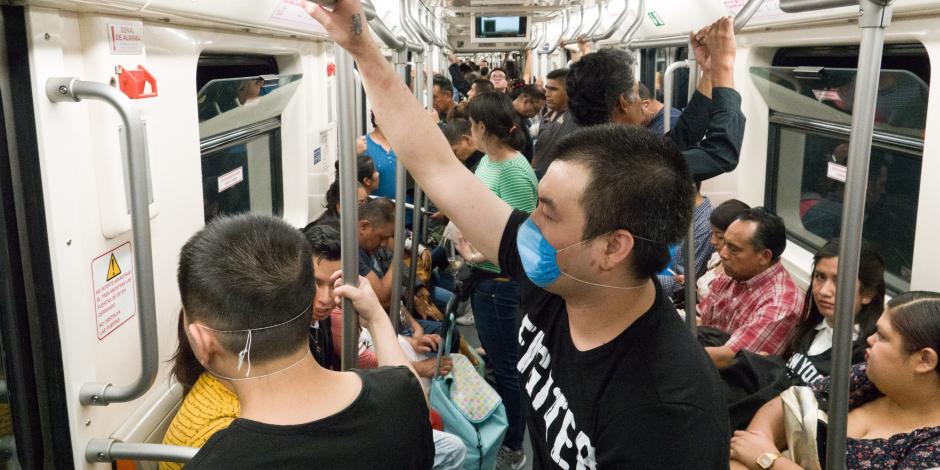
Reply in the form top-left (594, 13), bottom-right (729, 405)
top-left (218, 167), bottom-right (245, 193)
top-left (827, 161), bottom-right (848, 183)
top-left (108, 23), bottom-right (144, 55)
top-left (92, 242), bottom-right (136, 340)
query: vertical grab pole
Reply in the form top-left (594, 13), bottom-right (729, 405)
top-left (390, 49), bottom-right (411, 332)
top-left (828, 2), bottom-right (892, 469)
top-left (336, 49), bottom-right (360, 371)
top-left (663, 59), bottom-right (696, 335)
top-left (685, 42), bottom-right (699, 335)
top-left (408, 187), bottom-right (425, 314)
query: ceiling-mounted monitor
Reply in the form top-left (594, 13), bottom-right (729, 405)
top-left (472, 15), bottom-right (529, 43)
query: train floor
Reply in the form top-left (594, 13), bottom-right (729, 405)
top-left (457, 317), bottom-right (535, 470)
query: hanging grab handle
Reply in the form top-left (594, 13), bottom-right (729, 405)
top-left (45, 78), bottom-right (158, 407)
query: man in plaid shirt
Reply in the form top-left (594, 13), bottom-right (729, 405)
top-left (697, 208), bottom-right (804, 368)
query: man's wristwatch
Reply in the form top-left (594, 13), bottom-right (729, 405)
top-left (756, 452), bottom-right (780, 469)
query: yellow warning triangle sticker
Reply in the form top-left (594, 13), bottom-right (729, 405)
top-left (106, 253), bottom-right (122, 281)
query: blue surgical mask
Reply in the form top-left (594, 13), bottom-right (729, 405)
top-left (516, 218), bottom-right (583, 288)
top-left (516, 217), bottom-right (652, 291)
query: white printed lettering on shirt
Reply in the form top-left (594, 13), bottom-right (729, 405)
top-left (519, 314), bottom-right (597, 469)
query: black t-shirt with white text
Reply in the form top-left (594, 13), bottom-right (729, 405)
top-left (499, 210), bottom-right (730, 469)
top-left (185, 367), bottom-right (434, 469)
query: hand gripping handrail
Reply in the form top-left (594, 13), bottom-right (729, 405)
top-left (85, 440), bottom-right (197, 464)
top-left (661, 60), bottom-right (697, 336)
top-left (45, 78), bottom-right (158, 407)
top-left (540, 9), bottom-right (570, 56)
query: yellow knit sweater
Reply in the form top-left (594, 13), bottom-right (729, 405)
top-left (160, 373), bottom-right (240, 470)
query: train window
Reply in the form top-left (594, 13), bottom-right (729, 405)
top-left (753, 44), bottom-right (929, 291)
top-left (195, 55), bottom-right (302, 224)
top-left (638, 46), bottom-right (690, 109)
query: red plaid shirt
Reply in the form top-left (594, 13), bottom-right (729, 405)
top-left (697, 262), bottom-right (804, 355)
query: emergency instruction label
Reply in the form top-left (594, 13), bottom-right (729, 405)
top-left (108, 23), bottom-right (144, 55)
top-left (92, 242), bottom-right (136, 340)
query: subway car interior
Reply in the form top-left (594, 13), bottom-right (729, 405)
top-left (0, 0), bottom-right (939, 468)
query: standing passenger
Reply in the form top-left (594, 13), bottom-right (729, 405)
top-left (433, 74), bottom-right (455, 122)
top-left (356, 111), bottom-right (398, 200)
top-left (179, 214), bottom-right (433, 469)
top-left (489, 67), bottom-right (510, 94)
top-left (532, 68), bottom-right (579, 179)
top-left (304, 3), bottom-right (733, 467)
top-left (458, 91), bottom-right (537, 469)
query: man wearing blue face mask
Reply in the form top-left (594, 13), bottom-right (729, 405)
top-left (307, 3), bottom-right (732, 468)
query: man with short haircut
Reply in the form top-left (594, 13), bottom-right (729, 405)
top-left (697, 208), bottom-right (805, 368)
top-left (565, 23), bottom-right (745, 182)
top-left (635, 83), bottom-right (682, 136)
top-left (432, 74), bottom-right (455, 121)
top-left (180, 214), bottom-right (433, 469)
top-left (532, 68), bottom-right (579, 178)
top-left (442, 118), bottom-right (484, 172)
top-left (468, 78), bottom-right (494, 101)
top-left (511, 84), bottom-right (545, 163)
top-left (488, 67), bottom-right (509, 93)
top-left (306, 4), bottom-right (731, 467)
top-left (357, 197), bottom-right (397, 309)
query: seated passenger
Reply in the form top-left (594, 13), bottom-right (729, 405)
top-left (697, 208), bottom-right (804, 368)
top-left (564, 18), bottom-right (745, 182)
top-left (310, 178), bottom-right (367, 227)
top-left (656, 181), bottom-right (714, 297)
top-left (730, 292), bottom-right (940, 470)
top-left (357, 197), bottom-right (396, 309)
top-left (783, 239), bottom-right (885, 386)
top-left (178, 214), bottom-right (433, 469)
top-left (697, 199), bottom-right (751, 298)
top-left (442, 118), bottom-right (484, 172)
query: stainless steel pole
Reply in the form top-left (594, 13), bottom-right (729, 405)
top-left (336, 49), bottom-right (360, 371)
top-left (390, 51), bottom-right (410, 332)
top-left (685, 50), bottom-right (699, 336)
top-left (663, 59), bottom-right (696, 335)
top-left (407, 186), bottom-right (424, 314)
top-left (827, 2), bottom-right (892, 469)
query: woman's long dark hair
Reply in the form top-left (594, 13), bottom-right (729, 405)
top-left (786, 239), bottom-right (886, 357)
top-left (468, 92), bottom-right (527, 152)
top-left (170, 309), bottom-right (204, 394)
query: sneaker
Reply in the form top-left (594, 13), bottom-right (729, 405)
top-left (495, 446), bottom-right (526, 470)
top-left (455, 312), bottom-right (475, 326)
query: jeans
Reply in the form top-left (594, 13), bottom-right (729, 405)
top-left (471, 277), bottom-right (525, 451)
top-left (433, 430), bottom-right (467, 470)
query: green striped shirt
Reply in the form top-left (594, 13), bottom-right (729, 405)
top-left (473, 153), bottom-right (538, 273)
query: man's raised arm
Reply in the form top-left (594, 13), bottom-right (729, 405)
top-left (306, 0), bottom-right (512, 261)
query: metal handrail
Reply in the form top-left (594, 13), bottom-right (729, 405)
top-left (779, 0), bottom-right (859, 12)
top-left (407, 187), bottom-right (425, 314)
top-left (628, 34), bottom-right (688, 50)
top-left (619, 0), bottom-right (646, 44)
top-left (733, 0), bottom-right (768, 32)
top-left (85, 440), bottom-right (197, 464)
top-left (362, 0), bottom-right (422, 52)
top-left (46, 78), bottom-right (158, 407)
top-left (540, 9), bottom-right (570, 55)
top-left (588, 0), bottom-right (632, 42)
top-left (336, 48), bottom-right (361, 371)
top-left (661, 60), bottom-right (697, 336)
top-left (389, 55), bottom-right (410, 332)
top-left (563, 1), bottom-right (604, 45)
top-left (826, 4), bottom-right (893, 469)
top-left (563, 3), bottom-right (585, 44)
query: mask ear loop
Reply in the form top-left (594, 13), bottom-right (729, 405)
top-left (236, 330), bottom-right (253, 377)
top-left (555, 232), bottom-right (661, 290)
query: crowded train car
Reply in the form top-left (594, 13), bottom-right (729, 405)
top-left (0, 0), bottom-right (939, 468)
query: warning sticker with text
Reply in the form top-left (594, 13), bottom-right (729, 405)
top-left (108, 23), bottom-right (144, 55)
top-left (91, 242), bottom-right (136, 340)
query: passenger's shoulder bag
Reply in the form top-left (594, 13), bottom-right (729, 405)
top-left (429, 302), bottom-right (508, 470)
top-left (779, 385), bottom-right (827, 470)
